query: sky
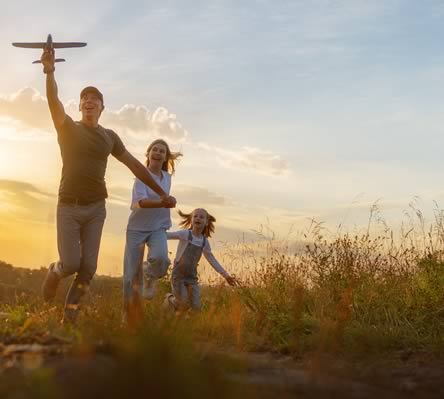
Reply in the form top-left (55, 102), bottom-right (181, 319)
top-left (1, 0), bottom-right (444, 274)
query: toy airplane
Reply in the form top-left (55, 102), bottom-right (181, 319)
top-left (12, 34), bottom-right (87, 64)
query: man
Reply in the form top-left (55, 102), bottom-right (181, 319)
top-left (40, 46), bottom-right (176, 323)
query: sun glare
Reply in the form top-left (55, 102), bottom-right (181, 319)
top-left (0, 124), bottom-right (24, 176)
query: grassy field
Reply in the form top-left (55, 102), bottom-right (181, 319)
top-left (0, 212), bottom-right (444, 397)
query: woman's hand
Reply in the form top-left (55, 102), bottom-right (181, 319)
top-left (161, 195), bottom-right (177, 208)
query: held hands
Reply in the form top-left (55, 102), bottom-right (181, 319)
top-left (161, 195), bottom-right (177, 208)
top-left (41, 47), bottom-right (55, 74)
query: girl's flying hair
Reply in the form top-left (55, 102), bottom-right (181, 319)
top-left (146, 139), bottom-right (183, 175)
top-left (178, 208), bottom-right (216, 237)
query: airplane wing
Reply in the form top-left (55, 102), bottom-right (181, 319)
top-left (12, 42), bottom-right (47, 48)
top-left (12, 42), bottom-right (87, 49)
top-left (53, 42), bottom-right (87, 48)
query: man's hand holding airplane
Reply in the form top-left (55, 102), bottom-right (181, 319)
top-left (41, 47), bottom-right (55, 73)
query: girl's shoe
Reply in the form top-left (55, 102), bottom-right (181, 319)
top-left (162, 293), bottom-right (176, 311)
top-left (143, 277), bottom-right (157, 299)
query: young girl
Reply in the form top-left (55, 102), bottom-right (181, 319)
top-left (165, 208), bottom-right (236, 311)
top-left (123, 139), bottom-right (182, 322)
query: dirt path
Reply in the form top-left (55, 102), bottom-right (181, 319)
top-left (1, 342), bottom-right (443, 398)
top-left (220, 350), bottom-right (444, 398)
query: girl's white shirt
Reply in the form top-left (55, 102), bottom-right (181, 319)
top-left (167, 229), bottom-right (228, 277)
top-left (126, 169), bottom-right (172, 232)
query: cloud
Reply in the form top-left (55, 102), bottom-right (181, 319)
top-left (0, 88), bottom-right (188, 143)
top-left (0, 88), bottom-right (52, 132)
top-left (106, 185), bottom-right (132, 207)
top-left (0, 179), bottom-right (55, 224)
top-left (173, 184), bottom-right (231, 207)
top-left (93, 187), bottom-right (228, 216)
top-left (198, 142), bottom-right (290, 176)
top-left (200, 224), bottom-right (259, 247)
top-left (100, 105), bottom-right (188, 143)
top-left (0, 179), bottom-right (53, 199)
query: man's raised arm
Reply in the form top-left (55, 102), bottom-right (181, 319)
top-left (41, 48), bottom-right (66, 128)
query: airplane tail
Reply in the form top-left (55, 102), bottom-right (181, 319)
top-left (32, 58), bottom-right (65, 64)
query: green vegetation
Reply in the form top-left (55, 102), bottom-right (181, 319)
top-left (1, 227), bottom-right (444, 355)
top-left (0, 211), bottom-right (444, 397)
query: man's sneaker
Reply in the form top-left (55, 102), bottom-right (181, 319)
top-left (143, 277), bottom-right (157, 300)
top-left (62, 303), bottom-right (79, 325)
top-left (42, 262), bottom-right (61, 302)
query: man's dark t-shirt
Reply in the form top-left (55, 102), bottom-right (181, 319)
top-left (56, 116), bottom-right (126, 202)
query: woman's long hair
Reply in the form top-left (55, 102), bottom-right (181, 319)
top-left (178, 208), bottom-right (216, 237)
top-left (146, 139), bottom-right (183, 175)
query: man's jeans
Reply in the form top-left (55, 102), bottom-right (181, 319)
top-left (55, 200), bottom-right (106, 310)
top-left (123, 229), bottom-right (170, 312)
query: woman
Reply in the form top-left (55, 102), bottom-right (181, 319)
top-left (123, 139), bottom-right (182, 323)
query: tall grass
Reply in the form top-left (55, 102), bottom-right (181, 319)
top-left (1, 206), bottom-right (444, 396)
top-left (214, 205), bottom-right (444, 356)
